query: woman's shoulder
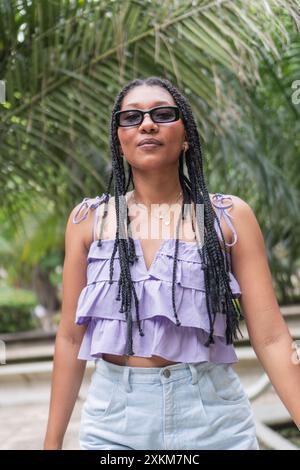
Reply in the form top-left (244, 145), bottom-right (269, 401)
top-left (210, 192), bottom-right (252, 215)
top-left (212, 193), bottom-right (257, 224)
top-left (209, 193), bottom-right (255, 248)
top-left (220, 194), bottom-right (260, 250)
top-left (69, 194), bottom-right (108, 249)
top-left (72, 194), bottom-right (108, 223)
top-left (210, 192), bottom-right (236, 207)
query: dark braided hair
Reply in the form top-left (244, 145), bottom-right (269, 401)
top-left (97, 76), bottom-right (244, 356)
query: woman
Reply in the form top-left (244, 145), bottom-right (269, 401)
top-left (44, 76), bottom-right (300, 450)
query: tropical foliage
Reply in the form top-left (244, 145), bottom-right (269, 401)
top-left (0, 0), bottom-right (299, 327)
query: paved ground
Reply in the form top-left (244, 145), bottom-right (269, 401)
top-left (0, 400), bottom-right (82, 450)
top-left (0, 360), bottom-right (293, 450)
top-left (0, 371), bottom-right (284, 450)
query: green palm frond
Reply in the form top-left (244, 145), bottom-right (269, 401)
top-left (1, 0), bottom-right (299, 210)
top-left (1, 0), bottom-right (300, 301)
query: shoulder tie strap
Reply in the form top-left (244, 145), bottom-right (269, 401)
top-left (211, 193), bottom-right (237, 247)
top-left (72, 193), bottom-right (107, 224)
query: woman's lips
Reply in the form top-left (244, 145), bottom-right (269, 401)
top-left (138, 143), bottom-right (162, 149)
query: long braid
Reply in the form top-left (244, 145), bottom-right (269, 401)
top-left (171, 155), bottom-right (193, 327)
top-left (97, 76), bottom-right (243, 356)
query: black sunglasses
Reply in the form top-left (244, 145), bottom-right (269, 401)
top-left (115, 105), bottom-right (181, 127)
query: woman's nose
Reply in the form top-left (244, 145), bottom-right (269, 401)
top-left (139, 113), bottom-right (158, 129)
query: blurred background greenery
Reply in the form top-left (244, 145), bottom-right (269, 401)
top-left (0, 0), bottom-right (300, 333)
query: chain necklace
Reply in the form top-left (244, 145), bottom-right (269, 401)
top-left (130, 189), bottom-right (183, 226)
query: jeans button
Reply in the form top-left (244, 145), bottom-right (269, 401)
top-left (163, 368), bottom-right (171, 378)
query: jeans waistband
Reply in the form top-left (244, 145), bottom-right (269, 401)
top-left (94, 358), bottom-right (226, 393)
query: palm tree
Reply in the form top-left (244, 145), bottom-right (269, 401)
top-left (0, 0), bottom-right (299, 314)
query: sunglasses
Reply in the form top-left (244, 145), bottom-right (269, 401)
top-left (115, 105), bottom-right (181, 127)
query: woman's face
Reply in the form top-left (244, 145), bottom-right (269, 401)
top-left (117, 85), bottom-right (186, 171)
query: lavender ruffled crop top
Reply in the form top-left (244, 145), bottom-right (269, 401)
top-left (72, 192), bottom-right (241, 364)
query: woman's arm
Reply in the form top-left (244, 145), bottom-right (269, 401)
top-left (43, 336), bottom-right (87, 449)
top-left (43, 203), bottom-right (94, 449)
top-left (230, 196), bottom-right (300, 430)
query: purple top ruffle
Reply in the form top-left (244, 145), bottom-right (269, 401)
top-left (73, 193), bottom-right (241, 364)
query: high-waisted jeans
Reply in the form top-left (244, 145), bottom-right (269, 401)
top-left (79, 358), bottom-right (260, 450)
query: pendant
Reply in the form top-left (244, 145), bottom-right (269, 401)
top-left (159, 214), bottom-right (170, 225)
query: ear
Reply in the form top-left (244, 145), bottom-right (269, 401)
top-left (183, 133), bottom-right (189, 151)
top-left (182, 141), bottom-right (189, 152)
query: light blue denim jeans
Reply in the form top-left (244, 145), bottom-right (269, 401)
top-left (79, 358), bottom-right (260, 450)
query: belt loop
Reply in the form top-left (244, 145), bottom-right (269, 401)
top-left (188, 363), bottom-right (199, 385)
top-left (123, 366), bottom-right (132, 392)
